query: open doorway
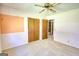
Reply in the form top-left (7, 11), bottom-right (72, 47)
top-left (48, 19), bottom-right (54, 39)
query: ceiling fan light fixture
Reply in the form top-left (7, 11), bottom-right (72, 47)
top-left (35, 3), bottom-right (61, 14)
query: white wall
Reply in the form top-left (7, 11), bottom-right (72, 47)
top-left (48, 8), bottom-right (79, 48)
top-left (2, 32), bottom-right (28, 50)
top-left (40, 17), bottom-right (42, 40)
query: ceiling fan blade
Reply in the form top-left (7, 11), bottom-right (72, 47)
top-left (39, 9), bottom-right (45, 13)
top-left (52, 3), bottom-right (56, 5)
top-left (35, 4), bottom-right (44, 8)
top-left (49, 9), bottom-right (56, 13)
top-left (53, 3), bottom-right (61, 6)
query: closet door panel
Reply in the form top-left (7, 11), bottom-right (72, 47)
top-left (28, 18), bottom-right (39, 42)
top-left (42, 19), bottom-right (48, 39)
top-left (0, 14), bottom-right (1, 34)
top-left (28, 19), bottom-right (35, 42)
top-left (34, 19), bottom-right (39, 41)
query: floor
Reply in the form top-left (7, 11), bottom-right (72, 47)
top-left (3, 36), bottom-right (79, 56)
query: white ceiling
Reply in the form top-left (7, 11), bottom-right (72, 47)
top-left (0, 3), bottom-right (79, 17)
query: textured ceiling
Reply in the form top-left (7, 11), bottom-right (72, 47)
top-left (0, 3), bottom-right (79, 17)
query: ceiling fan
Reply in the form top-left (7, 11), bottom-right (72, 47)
top-left (35, 3), bottom-right (61, 13)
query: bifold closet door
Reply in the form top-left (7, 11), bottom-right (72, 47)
top-left (42, 19), bottom-right (48, 39)
top-left (0, 14), bottom-right (1, 34)
top-left (34, 19), bottom-right (39, 41)
top-left (28, 18), bottom-right (39, 42)
top-left (28, 18), bottom-right (35, 42)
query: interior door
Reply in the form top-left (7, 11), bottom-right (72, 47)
top-left (42, 19), bottom-right (48, 39)
top-left (28, 18), bottom-right (35, 42)
top-left (28, 18), bottom-right (39, 42)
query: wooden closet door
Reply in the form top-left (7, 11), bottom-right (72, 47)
top-left (28, 18), bottom-right (35, 42)
top-left (42, 19), bottom-right (48, 39)
top-left (0, 14), bottom-right (1, 34)
top-left (28, 18), bottom-right (39, 42)
top-left (34, 19), bottom-right (39, 41)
